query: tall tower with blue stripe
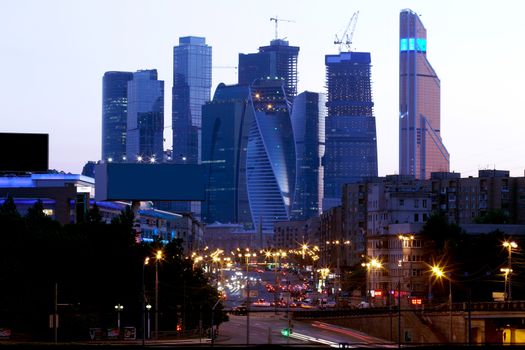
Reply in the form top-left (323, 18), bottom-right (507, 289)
top-left (399, 9), bottom-right (449, 179)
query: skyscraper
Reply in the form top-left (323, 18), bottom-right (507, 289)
top-left (246, 77), bottom-right (296, 232)
top-left (126, 70), bottom-right (164, 162)
top-left (290, 91), bottom-right (326, 220)
top-left (323, 52), bottom-right (378, 210)
top-left (102, 71), bottom-right (133, 163)
top-left (399, 9), bottom-right (449, 179)
top-left (172, 36), bottom-right (212, 164)
top-left (201, 83), bottom-right (253, 225)
top-left (239, 39), bottom-right (299, 102)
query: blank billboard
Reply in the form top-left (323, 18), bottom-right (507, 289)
top-left (95, 163), bottom-right (206, 201)
top-left (0, 133), bottom-right (48, 172)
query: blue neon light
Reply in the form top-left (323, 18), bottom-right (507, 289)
top-left (400, 38), bottom-right (426, 52)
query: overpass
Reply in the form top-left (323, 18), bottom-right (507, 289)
top-left (227, 301), bottom-right (525, 345)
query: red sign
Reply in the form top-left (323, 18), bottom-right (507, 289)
top-left (374, 290), bottom-right (382, 297)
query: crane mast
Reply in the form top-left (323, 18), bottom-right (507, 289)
top-left (334, 11), bottom-right (359, 52)
top-left (270, 16), bottom-right (295, 40)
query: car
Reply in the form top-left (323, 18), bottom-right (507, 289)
top-left (230, 306), bottom-right (247, 315)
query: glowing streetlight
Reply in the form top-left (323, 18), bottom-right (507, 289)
top-left (115, 304), bottom-right (124, 328)
top-left (154, 250), bottom-right (163, 339)
top-left (503, 241), bottom-right (518, 301)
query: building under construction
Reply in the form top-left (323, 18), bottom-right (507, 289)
top-left (238, 39), bottom-right (299, 102)
top-left (323, 51), bottom-right (378, 209)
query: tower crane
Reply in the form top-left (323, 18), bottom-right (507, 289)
top-left (270, 16), bottom-right (295, 40)
top-left (334, 11), bottom-right (359, 53)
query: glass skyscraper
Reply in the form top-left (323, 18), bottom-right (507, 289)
top-left (399, 9), bottom-right (449, 179)
top-left (126, 70), bottom-right (164, 162)
top-left (102, 71), bottom-right (133, 162)
top-left (290, 91), bottom-right (326, 220)
top-left (323, 52), bottom-right (378, 210)
top-left (172, 36), bottom-right (212, 164)
top-left (201, 83), bottom-right (253, 226)
top-left (239, 39), bottom-right (299, 102)
top-left (246, 77), bottom-right (296, 232)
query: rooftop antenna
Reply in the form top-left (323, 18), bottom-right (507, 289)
top-left (270, 16), bottom-right (295, 40)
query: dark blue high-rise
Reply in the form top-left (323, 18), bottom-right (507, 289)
top-left (126, 70), bottom-right (164, 162)
top-left (239, 39), bottom-right (299, 102)
top-left (172, 36), bottom-right (212, 164)
top-left (291, 91), bottom-right (326, 220)
top-left (102, 71), bottom-right (133, 162)
top-left (323, 52), bottom-right (378, 210)
top-left (201, 83), bottom-right (253, 225)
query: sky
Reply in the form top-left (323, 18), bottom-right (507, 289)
top-left (1, 0), bottom-right (524, 177)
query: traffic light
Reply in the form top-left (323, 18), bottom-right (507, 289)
top-left (176, 323), bottom-right (182, 332)
top-left (281, 328), bottom-right (292, 336)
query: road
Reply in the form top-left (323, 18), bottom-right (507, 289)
top-left (217, 313), bottom-right (395, 347)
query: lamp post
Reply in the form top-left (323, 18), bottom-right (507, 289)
top-left (501, 268), bottom-right (512, 301)
top-left (154, 249), bottom-right (163, 339)
top-left (503, 241), bottom-right (518, 301)
top-left (146, 304), bottom-right (152, 339)
top-left (114, 304), bottom-right (124, 328)
top-left (430, 265), bottom-right (452, 342)
top-left (142, 257), bottom-right (150, 345)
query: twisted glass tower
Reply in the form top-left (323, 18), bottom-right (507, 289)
top-left (246, 77), bottom-right (296, 231)
top-left (399, 9), bottom-right (449, 179)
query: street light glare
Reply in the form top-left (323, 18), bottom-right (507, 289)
top-left (156, 250), bottom-right (163, 260)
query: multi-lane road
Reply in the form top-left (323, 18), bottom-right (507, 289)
top-left (217, 313), bottom-right (395, 347)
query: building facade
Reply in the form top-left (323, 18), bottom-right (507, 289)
top-left (323, 52), bottom-right (378, 210)
top-left (239, 39), bottom-right (299, 102)
top-left (172, 36), bottom-right (212, 164)
top-left (290, 91), bottom-right (326, 220)
top-left (399, 9), bottom-right (449, 179)
top-left (102, 71), bottom-right (133, 163)
top-left (126, 70), bottom-right (164, 162)
top-left (201, 83), bottom-right (253, 226)
top-left (246, 77), bottom-right (296, 232)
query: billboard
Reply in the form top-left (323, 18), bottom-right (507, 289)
top-left (0, 133), bottom-right (48, 172)
top-left (95, 163), bottom-right (206, 201)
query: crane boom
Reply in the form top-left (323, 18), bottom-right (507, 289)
top-left (334, 11), bottom-right (359, 52)
top-left (270, 16), bottom-right (295, 40)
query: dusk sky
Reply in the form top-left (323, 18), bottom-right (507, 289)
top-left (1, 0), bottom-right (524, 177)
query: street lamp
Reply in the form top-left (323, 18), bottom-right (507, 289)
top-left (362, 258), bottom-right (382, 303)
top-left (503, 241), bottom-right (518, 301)
top-left (142, 257), bottom-right (150, 345)
top-left (155, 249), bottom-right (163, 339)
top-left (430, 265), bottom-right (452, 342)
top-left (114, 304), bottom-right (124, 328)
top-left (146, 304), bottom-right (152, 339)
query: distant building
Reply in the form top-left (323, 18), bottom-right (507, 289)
top-left (126, 70), bottom-right (164, 163)
top-left (323, 52), bottom-right (378, 210)
top-left (239, 39), bottom-right (299, 102)
top-left (201, 83), bottom-right (253, 226)
top-left (399, 9), bottom-right (449, 179)
top-left (290, 91), bottom-right (326, 220)
top-left (171, 36), bottom-right (211, 216)
top-left (172, 36), bottom-right (212, 164)
top-left (204, 222), bottom-right (272, 252)
top-left (246, 78), bottom-right (296, 232)
top-left (102, 71), bottom-right (133, 163)
top-left (273, 216), bottom-right (321, 250)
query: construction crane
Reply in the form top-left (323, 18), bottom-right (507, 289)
top-left (334, 11), bottom-right (359, 52)
top-left (270, 16), bottom-right (295, 40)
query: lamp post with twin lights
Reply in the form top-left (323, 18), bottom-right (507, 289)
top-left (503, 241), bottom-right (518, 301)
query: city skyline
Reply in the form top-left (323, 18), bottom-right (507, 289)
top-left (1, 0), bottom-right (524, 177)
